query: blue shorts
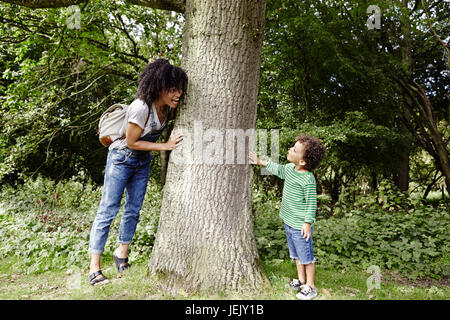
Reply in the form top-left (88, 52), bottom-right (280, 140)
top-left (284, 223), bottom-right (315, 265)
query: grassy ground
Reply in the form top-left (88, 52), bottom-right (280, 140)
top-left (1, 256), bottom-right (448, 300)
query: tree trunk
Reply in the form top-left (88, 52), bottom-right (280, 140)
top-left (159, 123), bottom-right (171, 186)
top-left (393, 0), bottom-right (450, 196)
top-left (397, 77), bottom-right (450, 196)
top-left (396, 2), bottom-right (412, 193)
top-left (148, 0), bottom-right (267, 293)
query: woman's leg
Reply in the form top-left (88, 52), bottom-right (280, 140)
top-left (116, 159), bottom-right (150, 264)
top-left (90, 253), bottom-right (101, 275)
top-left (88, 150), bottom-right (133, 277)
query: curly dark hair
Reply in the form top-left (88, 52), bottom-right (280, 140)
top-left (135, 58), bottom-right (188, 108)
top-left (296, 134), bottom-right (326, 171)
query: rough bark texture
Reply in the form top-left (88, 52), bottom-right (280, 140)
top-left (159, 126), bottom-right (170, 186)
top-left (148, 0), bottom-right (267, 293)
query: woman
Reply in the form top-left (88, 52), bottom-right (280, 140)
top-left (88, 59), bottom-right (187, 285)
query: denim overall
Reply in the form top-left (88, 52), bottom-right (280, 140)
top-left (89, 107), bottom-right (169, 254)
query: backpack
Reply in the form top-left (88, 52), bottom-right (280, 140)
top-left (97, 102), bottom-right (151, 147)
top-left (97, 103), bottom-right (128, 147)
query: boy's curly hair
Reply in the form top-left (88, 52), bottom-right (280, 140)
top-left (296, 134), bottom-right (326, 171)
top-left (135, 59), bottom-right (188, 107)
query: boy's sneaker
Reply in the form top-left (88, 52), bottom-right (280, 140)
top-left (286, 278), bottom-right (305, 291)
top-left (296, 285), bottom-right (318, 300)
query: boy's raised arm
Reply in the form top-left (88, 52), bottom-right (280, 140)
top-left (249, 151), bottom-right (267, 166)
top-left (249, 151), bottom-right (286, 179)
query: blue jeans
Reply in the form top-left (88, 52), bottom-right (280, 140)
top-left (284, 223), bottom-right (315, 265)
top-left (89, 149), bottom-right (152, 255)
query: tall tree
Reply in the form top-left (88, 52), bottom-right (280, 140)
top-left (149, 0), bottom-right (267, 293)
top-left (258, 0), bottom-right (449, 197)
top-left (1, 0), bottom-right (267, 292)
top-left (391, 0), bottom-right (450, 194)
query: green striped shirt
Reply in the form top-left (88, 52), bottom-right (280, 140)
top-left (265, 161), bottom-right (317, 229)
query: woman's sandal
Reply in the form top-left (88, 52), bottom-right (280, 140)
top-left (88, 270), bottom-right (109, 286)
top-left (113, 254), bottom-right (131, 273)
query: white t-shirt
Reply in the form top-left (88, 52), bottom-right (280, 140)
top-left (109, 98), bottom-right (162, 150)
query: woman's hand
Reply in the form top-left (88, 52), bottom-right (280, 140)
top-left (165, 129), bottom-right (183, 150)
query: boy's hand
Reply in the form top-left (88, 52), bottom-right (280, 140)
top-left (249, 151), bottom-right (267, 166)
top-left (249, 151), bottom-right (260, 165)
top-left (301, 223), bottom-right (311, 241)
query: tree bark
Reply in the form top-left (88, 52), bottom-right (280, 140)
top-left (148, 0), bottom-right (267, 293)
top-left (159, 123), bottom-right (171, 186)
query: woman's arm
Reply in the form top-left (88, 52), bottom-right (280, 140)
top-left (125, 122), bottom-right (183, 151)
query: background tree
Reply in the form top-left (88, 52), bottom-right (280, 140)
top-left (0, 1), bottom-right (183, 184)
top-left (257, 0), bottom-right (449, 199)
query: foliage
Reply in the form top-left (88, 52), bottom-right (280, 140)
top-left (0, 0), bottom-right (183, 184)
top-left (253, 179), bottom-right (450, 280)
top-left (1, 175), bottom-right (448, 281)
top-left (258, 0), bottom-right (450, 198)
top-left (254, 112), bottom-right (413, 201)
top-left (0, 174), bottom-right (162, 274)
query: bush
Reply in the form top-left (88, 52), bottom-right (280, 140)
top-left (314, 203), bottom-right (449, 279)
top-left (2, 175), bottom-right (449, 280)
top-left (0, 175), bottom-right (161, 273)
top-left (253, 181), bottom-right (450, 280)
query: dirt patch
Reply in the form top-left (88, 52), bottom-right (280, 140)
top-left (383, 270), bottom-right (449, 288)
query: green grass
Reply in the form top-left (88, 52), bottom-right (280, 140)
top-left (1, 257), bottom-right (448, 300)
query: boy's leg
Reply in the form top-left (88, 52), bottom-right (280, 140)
top-left (285, 224), bottom-right (306, 287)
top-left (296, 261), bottom-right (317, 300)
top-left (292, 225), bottom-right (317, 299)
top-left (305, 262), bottom-right (315, 289)
top-left (295, 259), bottom-right (306, 284)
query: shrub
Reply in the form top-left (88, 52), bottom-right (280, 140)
top-left (253, 181), bottom-right (450, 280)
top-left (314, 202), bottom-right (449, 279)
top-left (0, 175), bottom-right (161, 273)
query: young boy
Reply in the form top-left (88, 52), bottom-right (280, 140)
top-left (249, 134), bottom-right (325, 300)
